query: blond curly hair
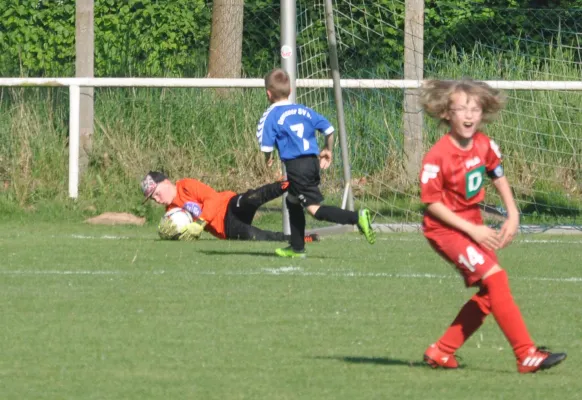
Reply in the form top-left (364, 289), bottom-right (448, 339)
top-left (420, 79), bottom-right (506, 125)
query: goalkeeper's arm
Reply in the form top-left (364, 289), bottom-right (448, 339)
top-left (181, 198), bottom-right (225, 241)
top-left (178, 218), bottom-right (207, 241)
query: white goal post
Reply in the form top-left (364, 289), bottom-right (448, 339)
top-left (1, 77), bottom-right (581, 199)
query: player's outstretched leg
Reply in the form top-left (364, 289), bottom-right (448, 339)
top-left (228, 181), bottom-right (288, 226)
top-left (230, 224), bottom-right (287, 241)
top-left (311, 205), bottom-right (375, 244)
top-left (228, 228), bottom-right (320, 243)
top-left (240, 181), bottom-right (288, 210)
top-left (357, 209), bottom-right (376, 244)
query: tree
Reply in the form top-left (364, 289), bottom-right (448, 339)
top-left (208, 0), bottom-right (244, 82)
top-left (76, 0), bottom-right (94, 176)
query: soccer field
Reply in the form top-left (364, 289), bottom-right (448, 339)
top-left (1, 221), bottom-right (580, 399)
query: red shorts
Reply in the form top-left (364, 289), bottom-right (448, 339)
top-left (425, 230), bottom-right (499, 287)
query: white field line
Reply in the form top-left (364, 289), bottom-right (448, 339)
top-left (1, 270), bottom-right (124, 275)
top-left (199, 268), bottom-right (582, 283)
top-left (366, 237), bottom-right (582, 245)
top-left (1, 267), bottom-right (581, 283)
top-left (67, 234), bottom-right (582, 245)
top-left (71, 234), bottom-right (130, 240)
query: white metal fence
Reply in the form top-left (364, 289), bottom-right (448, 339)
top-left (1, 77), bottom-right (581, 199)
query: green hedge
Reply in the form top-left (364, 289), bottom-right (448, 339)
top-left (1, 1), bottom-right (581, 78)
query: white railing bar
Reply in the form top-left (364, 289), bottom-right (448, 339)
top-left (1, 78), bottom-right (582, 90)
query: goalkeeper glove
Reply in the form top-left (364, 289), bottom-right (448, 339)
top-left (158, 218), bottom-right (180, 240)
top-left (178, 218), bottom-right (207, 241)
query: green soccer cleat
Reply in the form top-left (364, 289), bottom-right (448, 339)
top-left (357, 208), bottom-right (376, 244)
top-left (275, 246), bottom-right (307, 258)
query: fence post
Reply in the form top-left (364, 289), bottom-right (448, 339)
top-left (69, 85), bottom-right (81, 199)
top-left (403, 0), bottom-right (424, 183)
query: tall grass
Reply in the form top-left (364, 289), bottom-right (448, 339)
top-left (0, 43), bottom-right (581, 223)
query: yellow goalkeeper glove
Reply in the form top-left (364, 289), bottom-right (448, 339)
top-left (158, 218), bottom-right (180, 240)
top-left (178, 218), bottom-right (207, 241)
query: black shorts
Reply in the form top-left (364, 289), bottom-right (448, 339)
top-left (284, 155), bottom-right (324, 207)
top-left (223, 194), bottom-right (287, 241)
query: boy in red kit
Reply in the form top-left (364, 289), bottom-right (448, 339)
top-left (419, 80), bottom-right (566, 373)
top-left (141, 171), bottom-right (318, 243)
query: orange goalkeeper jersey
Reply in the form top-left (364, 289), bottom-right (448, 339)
top-left (166, 178), bottom-right (236, 239)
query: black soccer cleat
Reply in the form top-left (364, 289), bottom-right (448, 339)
top-left (539, 351), bottom-right (567, 371)
top-left (517, 346), bottom-right (567, 373)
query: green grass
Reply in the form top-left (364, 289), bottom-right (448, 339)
top-left (0, 41), bottom-right (581, 225)
top-left (2, 50), bottom-right (582, 225)
top-left (1, 220), bottom-right (581, 399)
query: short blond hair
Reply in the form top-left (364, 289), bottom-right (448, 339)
top-left (264, 68), bottom-right (291, 101)
top-left (421, 79), bottom-right (505, 125)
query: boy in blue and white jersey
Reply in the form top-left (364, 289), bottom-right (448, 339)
top-left (256, 68), bottom-right (376, 258)
top-left (257, 99), bottom-right (334, 161)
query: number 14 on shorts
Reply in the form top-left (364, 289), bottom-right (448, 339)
top-left (458, 246), bottom-right (485, 272)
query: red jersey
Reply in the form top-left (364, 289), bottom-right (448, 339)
top-left (420, 132), bottom-right (502, 234)
top-left (167, 178), bottom-right (237, 239)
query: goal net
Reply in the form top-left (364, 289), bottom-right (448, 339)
top-left (294, 1), bottom-right (582, 230)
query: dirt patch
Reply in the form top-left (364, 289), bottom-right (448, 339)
top-left (85, 212), bottom-right (145, 226)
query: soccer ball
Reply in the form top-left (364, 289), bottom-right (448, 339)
top-left (158, 208), bottom-right (193, 240)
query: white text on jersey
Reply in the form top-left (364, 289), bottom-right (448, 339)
top-left (465, 156), bottom-right (481, 169)
top-left (277, 108), bottom-right (311, 125)
top-left (421, 164), bottom-right (440, 184)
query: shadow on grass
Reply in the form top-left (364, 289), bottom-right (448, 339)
top-left (197, 249), bottom-right (276, 257)
top-left (198, 249), bottom-right (331, 260)
top-left (313, 355), bottom-right (431, 368)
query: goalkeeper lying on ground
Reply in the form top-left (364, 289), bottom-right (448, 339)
top-left (141, 171), bottom-right (319, 242)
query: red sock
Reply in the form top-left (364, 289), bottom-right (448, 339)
top-left (482, 269), bottom-right (534, 360)
top-left (437, 288), bottom-right (491, 354)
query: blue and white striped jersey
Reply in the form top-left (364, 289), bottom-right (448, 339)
top-left (256, 100), bottom-right (334, 161)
